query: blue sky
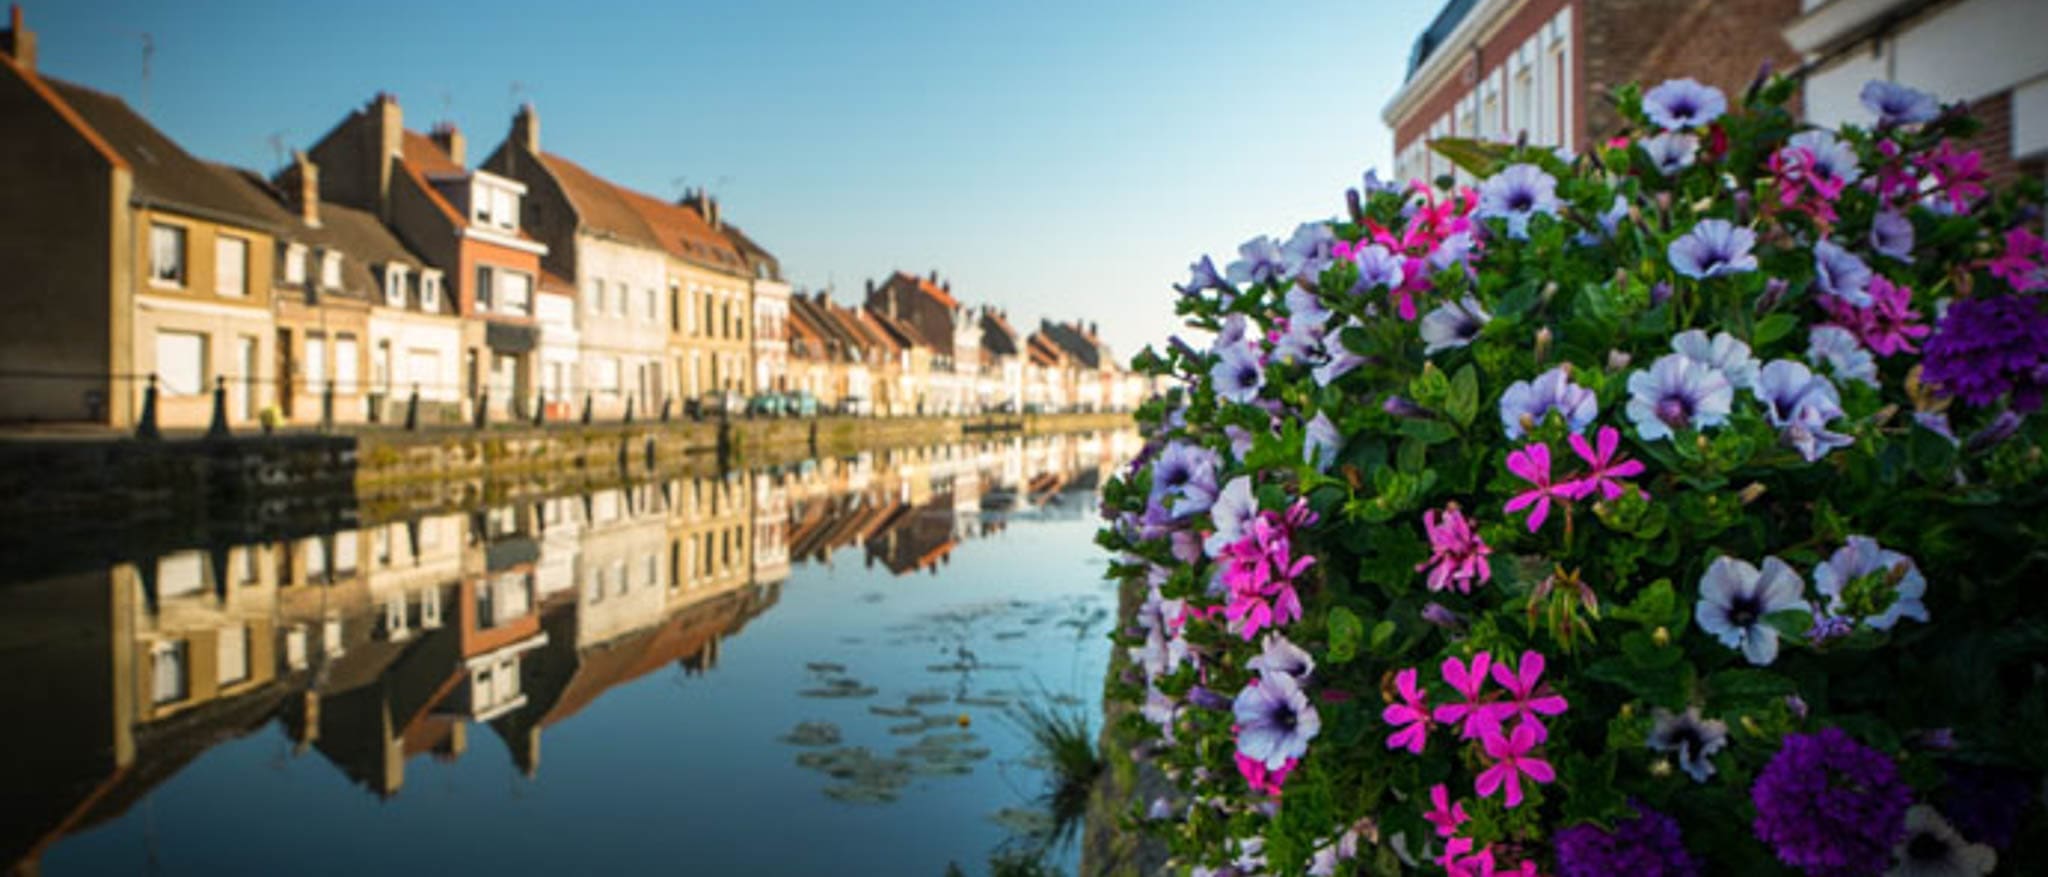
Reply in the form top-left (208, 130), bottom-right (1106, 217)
top-left (29, 0), bottom-right (1441, 358)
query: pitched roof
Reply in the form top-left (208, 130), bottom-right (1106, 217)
top-left (720, 222), bottom-right (781, 282)
top-left (980, 310), bottom-right (1019, 357)
top-left (1041, 321), bottom-right (1108, 369)
top-left (227, 165), bottom-right (431, 304)
top-left (42, 77), bottom-right (286, 232)
top-left (861, 305), bottom-right (925, 351)
top-left (886, 271), bottom-right (959, 309)
top-left (1406, 0), bottom-right (1480, 81)
top-left (400, 130), bottom-right (465, 178)
top-left (536, 152), bottom-right (664, 251)
top-left (1026, 331), bottom-right (1067, 368)
top-left (614, 187), bottom-right (748, 275)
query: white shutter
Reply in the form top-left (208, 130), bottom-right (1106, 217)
top-left (215, 236), bottom-right (248, 297)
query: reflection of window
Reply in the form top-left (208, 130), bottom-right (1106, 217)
top-left (286, 625), bottom-right (309, 670)
top-left (156, 330), bottom-right (207, 396)
top-left (152, 640), bottom-right (189, 704)
top-left (215, 236), bottom-right (248, 297)
top-left (421, 586), bottom-right (443, 629)
top-left (217, 625), bottom-right (249, 685)
top-left (304, 536), bottom-right (327, 581)
top-left (159, 550), bottom-right (206, 598)
top-left (333, 531), bottom-right (358, 575)
top-left (323, 618), bottom-right (344, 657)
top-left (150, 224), bottom-right (187, 286)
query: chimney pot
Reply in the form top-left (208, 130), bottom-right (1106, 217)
top-left (430, 122), bottom-right (465, 166)
top-left (3, 4), bottom-right (37, 72)
top-left (512, 103), bottom-right (540, 154)
top-left (288, 150), bottom-right (321, 227)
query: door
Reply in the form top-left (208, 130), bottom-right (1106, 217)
top-left (276, 329), bottom-right (294, 417)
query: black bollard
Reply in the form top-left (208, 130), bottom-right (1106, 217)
top-left (624, 394), bottom-right (636, 424)
top-left (206, 375), bottom-right (230, 439)
top-left (405, 384), bottom-right (420, 431)
top-left (474, 390), bottom-right (490, 429)
top-left (533, 390), bottom-right (546, 426)
top-left (136, 373), bottom-right (162, 440)
top-left (661, 396), bottom-right (673, 423)
top-left (322, 380), bottom-right (336, 432)
top-left (581, 392), bottom-right (593, 425)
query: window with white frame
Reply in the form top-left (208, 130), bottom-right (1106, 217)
top-left (1512, 64), bottom-right (1535, 142)
top-left (335, 334), bottom-right (359, 394)
top-left (215, 235), bottom-right (248, 297)
top-left (156, 330), bottom-right (207, 396)
top-left (590, 278), bottom-right (606, 315)
top-left (644, 287), bottom-right (657, 322)
top-left (420, 270), bottom-right (442, 311)
top-left (593, 357), bottom-right (620, 396)
top-left (501, 271), bottom-right (532, 315)
top-left (305, 334), bottom-right (326, 393)
top-left (321, 250), bottom-right (343, 290)
top-left (217, 625), bottom-right (250, 685)
top-left (282, 242), bottom-right (307, 285)
top-left (150, 224), bottom-right (187, 286)
top-left (384, 263), bottom-right (409, 307)
top-left (476, 265), bottom-right (495, 310)
top-left (151, 640), bottom-right (189, 705)
top-left (613, 281), bottom-right (627, 316)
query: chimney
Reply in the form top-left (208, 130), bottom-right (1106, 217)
top-left (705, 195), bottom-right (721, 230)
top-left (942, 281), bottom-right (951, 294)
top-left (430, 122), bottom-right (465, 166)
top-left (2, 5), bottom-right (36, 72)
top-left (512, 102), bottom-right (540, 154)
top-left (368, 92), bottom-right (403, 218)
top-left (282, 150), bottom-right (321, 227)
top-left (928, 269), bottom-right (938, 284)
top-left (864, 278), bottom-right (875, 297)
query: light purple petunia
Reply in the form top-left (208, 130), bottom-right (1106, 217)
top-left (1669, 219), bottom-right (1759, 279)
top-left (1696, 556), bottom-right (1813, 666)
top-left (1246, 632), bottom-right (1316, 685)
top-left (1642, 132), bottom-right (1699, 176)
top-left (1870, 211), bottom-right (1915, 263)
top-left (1211, 342), bottom-right (1266, 404)
top-left (1151, 440), bottom-right (1221, 517)
top-left (1285, 285), bottom-right (1332, 329)
top-left (1783, 130), bottom-right (1864, 185)
top-left (1312, 320), bottom-right (1366, 387)
top-left (1420, 295), bottom-right (1491, 355)
top-left (1233, 671), bottom-right (1321, 770)
top-left (1281, 221), bottom-right (1339, 281)
top-left (1304, 411), bottom-right (1342, 472)
top-left (1477, 163), bottom-right (1562, 240)
top-left (1673, 329), bottom-right (1762, 391)
top-left (1204, 475), bottom-right (1257, 558)
top-left (1226, 235), bottom-right (1288, 287)
top-left (1499, 366), bottom-right (1599, 439)
top-left (1626, 353), bottom-right (1735, 442)
top-left (1176, 255), bottom-right (1226, 296)
top-left (1351, 243), bottom-right (1407, 294)
top-left (1643, 78), bottom-right (1728, 130)
top-left (1861, 80), bottom-right (1942, 127)
top-left (1807, 325), bottom-right (1881, 388)
top-left (1813, 239), bottom-right (1875, 306)
top-left (1428, 231), bottom-right (1478, 272)
top-left (1814, 535), bottom-right (1929, 631)
top-left (1754, 359), bottom-right (1854, 462)
top-left (1649, 706), bottom-right (1729, 783)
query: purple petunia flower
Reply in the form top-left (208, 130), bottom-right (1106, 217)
top-left (1420, 295), bottom-right (1490, 355)
top-left (1312, 320), bottom-right (1366, 386)
top-left (1813, 239), bottom-right (1875, 306)
top-left (1477, 163), bottom-right (1562, 240)
top-left (1643, 78), bottom-right (1728, 130)
top-left (1233, 671), bottom-right (1321, 770)
top-left (1870, 210), bottom-right (1915, 262)
top-left (1807, 325), bottom-right (1881, 389)
top-left (1499, 366), bottom-right (1599, 439)
top-left (1428, 231), bottom-right (1478, 272)
top-left (1649, 706), bottom-right (1728, 782)
top-left (1554, 803), bottom-right (1700, 877)
top-left (1211, 342), bottom-right (1266, 404)
top-left (1861, 79), bottom-right (1942, 127)
top-left (1304, 411), bottom-right (1342, 472)
top-left (1204, 475), bottom-right (1257, 558)
top-left (1281, 221), bottom-right (1339, 281)
top-left (1783, 130), bottom-right (1865, 186)
top-left (1696, 555), bottom-right (1812, 665)
top-left (1626, 353), bottom-right (1735, 442)
top-left (1754, 359), bottom-right (1854, 461)
top-left (1246, 632), bottom-right (1316, 686)
top-left (1177, 255), bottom-right (1227, 296)
top-left (1641, 132), bottom-right (1699, 176)
top-left (1752, 727), bottom-right (1912, 877)
top-left (1673, 329), bottom-right (1762, 389)
top-left (1814, 535), bottom-right (1928, 631)
top-left (1151, 440), bottom-right (1221, 518)
top-left (1226, 235), bottom-right (1288, 287)
top-left (1920, 293), bottom-right (2048, 411)
top-left (1668, 219), bottom-right (1759, 279)
top-left (1350, 243), bottom-right (1406, 298)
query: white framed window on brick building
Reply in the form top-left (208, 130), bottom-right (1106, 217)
top-left (150, 223), bottom-right (187, 287)
top-left (283, 242), bottom-right (308, 286)
top-left (156, 330), bottom-right (207, 396)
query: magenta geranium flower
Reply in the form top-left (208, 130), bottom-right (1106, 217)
top-left (1504, 443), bottom-right (1572, 532)
top-left (1820, 274), bottom-right (1930, 356)
top-left (1234, 751), bottom-right (1297, 797)
top-left (1425, 783), bottom-right (1470, 837)
top-left (1381, 667), bottom-right (1433, 754)
top-left (1559, 425), bottom-right (1646, 502)
top-left (1432, 652), bottom-right (1501, 740)
top-left (1475, 723), bottom-right (1556, 808)
top-left (1986, 227), bottom-right (2048, 293)
top-left (1485, 650), bottom-right (1571, 741)
top-left (1416, 504), bottom-right (1492, 594)
top-left (1217, 501), bottom-right (1317, 641)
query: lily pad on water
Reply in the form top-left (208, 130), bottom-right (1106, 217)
top-left (868, 705), bottom-right (920, 718)
top-left (778, 721), bottom-right (843, 747)
top-left (805, 661), bottom-right (848, 674)
top-left (906, 691), bottom-right (952, 706)
top-left (989, 807), bottom-right (1056, 838)
top-left (956, 694), bottom-right (1009, 708)
top-left (798, 678), bottom-right (878, 699)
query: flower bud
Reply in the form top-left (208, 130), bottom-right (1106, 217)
top-left (1346, 188), bottom-right (1365, 223)
top-left (1650, 281), bottom-right (1673, 307)
top-left (1785, 694), bottom-right (1809, 719)
top-left (1186, 686), bottom-right (1232, 711)
top-left (1738, 482), bottom-right (1769, 505)
top-left (1534, 327), bottom-right (1553, 365)
top-left (1650, 759), bottom-right (1673, 778)
top-left (1382, 395), bottom-right (1428, 419)
top-left (1696, 433), bottom-right (1712, 454)
top-left (1421, 602), bottom-right (1466, 630)
top-left (1653, 626), bottom-right (1671, 647)
top-left (1966, 410), bottom-right (2024, 453)
top-left (1607, 349), bottom-right (1633, 372)
top-left (1733, 189), bottom-right (1754, 225)
top-left (1741, 715), bottom-right (1764, 737)
top-left (1756, 276), bottom-right (1789, 313)
top-left (1540, 281), bottom-right (1559, 305)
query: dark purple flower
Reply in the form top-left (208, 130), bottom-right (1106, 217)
top-left (1940, 764), bottom-right (2036, 850)
top-left (1921, 294), bottom-right (2048, 410)
top-left (1861, 79), bottom-right (1942, 126)
top-left (1669, 219), bottom-right (1758, 279)
top-left (1555, 803), bottom-right (1700, 877)
top-left (1643, 78), bottom-right (1728, 130)
top-left (1751, 727), bottom-right (1912, 877)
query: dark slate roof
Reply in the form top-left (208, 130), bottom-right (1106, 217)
top-left (1406, 0), bottom-right (1479, 82)
top-left (720, 222), bottom-right (782, 283)
top-left (980, 310), bottom-right (1019, 358)
top-left (1040, 321), bottom-right (1105, 370)
top-left (226, 165), bottom-right (437, 307)
top-left (45, 78), bottom-right (287, 233)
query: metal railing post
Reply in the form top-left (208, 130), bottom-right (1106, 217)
top-left (206, 375), bottom-right (230, 439)
top-left (405, 384), bottom-right (420, 431)
top-left (624, 394), bottom-right (636, 424)
top-left (321, 380), bottom-right (336, 432)
top-left (533, 390), bottom-right (546, 427)
top-left (474, 390), bottom-right (490, 430)
top-left (135, 373), bottom-right (162, 440)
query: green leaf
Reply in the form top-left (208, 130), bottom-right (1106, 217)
top-left (1751, 312), bottom-right (1798, 348)
top-left (1369, 619), bottom-right (1397, 654)
top-left (1398, 418), bottom-right (1457, 445)
top-left (1764, 608), bottom-right (1812, 642)
top-left (1707, 668), bottom-right (1797, 710)
top-left (1612, 578), bottom-right (1679, 628)
top-left (1328, 607), bottom-right (1364, 664)
top-left (1429, 137), bottom-right (1512, 178)
top-left (1446, 364), bottom-right (1479, 428)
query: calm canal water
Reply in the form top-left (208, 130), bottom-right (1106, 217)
top-left (2, 431), bottom-right (1137, 876)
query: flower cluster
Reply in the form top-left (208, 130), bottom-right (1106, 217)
top-left (1103, 72), bottom-right (2046, 876)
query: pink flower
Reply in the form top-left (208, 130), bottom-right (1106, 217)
top-left (1438, 838), bottom-right (1497, 877)
top-left (1235, 751), bottom-right (1296, 797)
top-left (1416, 504), bottom-right (1493, 594)
top-left (1919, 141), bottom-right (1988, 212)
top-left (1559, 425), bottom-right (1646, 502)
top-left (1475, 723), bottom-right (1556, 808)
top-left (1381, 667), bottom-right (1433, 754)
top-left (1217, 502), bottom-right (1317, 641)
top-left (1485, 650), bottom-right (1571, 741)
top-left (1425, 783), bottom-right (1470, 837)
top-left (1986, 227), bottom-right (2048, 293)
top-left (1820, 274), bottom-right (1931, 356)
top-left (1504, 443), bottom-right (1572, 532)
top-left (1432, 652), bottom-right (1501, 740)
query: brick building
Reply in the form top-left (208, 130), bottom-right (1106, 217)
top-left (1384, 0), bottom-right (1802, 186)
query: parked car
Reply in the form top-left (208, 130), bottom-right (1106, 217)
top-left (698, 390), bottom-right (742, 418)
top-left (748, 393), bottom-right (787, 417)
top-left (835, 396), bottom-right (868, 416)
top-left (787, 392), bottom-right (819, 417)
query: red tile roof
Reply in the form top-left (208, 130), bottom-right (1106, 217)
top-left (614, 186), bottom-right (748, 275)
top-left (889, 270), bottom-right (958, 309)
top-left (536, 152), bottom-right (663, 251)
top-left (400, 130), bottom-right (465, 178)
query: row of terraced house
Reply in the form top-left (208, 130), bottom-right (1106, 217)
top-left (0, 9), bottom-right (1145, 431)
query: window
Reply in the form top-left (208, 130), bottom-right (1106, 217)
top-left (476, 265), bottom-right (495, 310)
top-left (420, 271), bottom-right (442, 311)
top-left (156, 330), bottom-right (206, 396)
top-left (374, 340), bottom-right (392, 391)
top-left (215, 235), bottom-right (248, 297)
top-left (493, 187), bottom-right (517, 231)
top-left (613, 281), bottom-right (627, 316)
top-left (151, 640), bottom-right (189, 705)
top-left (502, 272), bottom-right (532, 315)
top-left (407, 349), bottom-right (440, 391)
top-left (335, 335), bottom-right (359, 394)
top-left (384, 264), bottom-right (408, 307)
top-left (590, 279), bottom-right (606, 315)
top-left (305, 335), bottom-right (326, 392)
top-left (150, 224), bottom-right (187, 286)
top-left (593, 357), bottom-right (620, 396)
top-left (644, 287), bottom-right (657, 322)
top-left (217, 625), bottom-right (249, 686)
top-left (321, 250), bottom-right (343, 290)
top-left (282, 242), bottom-right (307, 285)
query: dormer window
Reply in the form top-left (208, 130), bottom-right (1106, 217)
top-left (282, 242), bottom-right (308, 286)
top-left (383, 263), bottom-right (410, 307)
top-left (468, 175), bottom-right (524, 233)
top-left (320, 250), bottom-right (343, 291)
top-left (420, 270), bottom-right (442, 311)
